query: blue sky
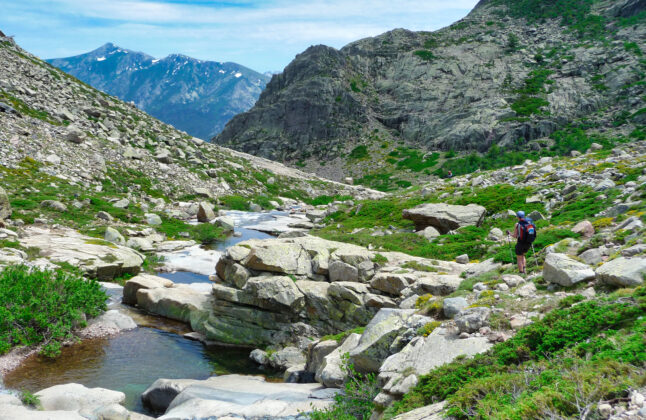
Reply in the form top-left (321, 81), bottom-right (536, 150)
top-left (0, 0), bottom-right (479, 72)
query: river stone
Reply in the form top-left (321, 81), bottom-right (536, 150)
top-left (0, 405), bottom-right (86, 420)
top-left (543, 253), bottom-right (595, 287)
top-left (123, 274), bottom-right (173, 305)
top-left (159, 375), bottom-right (336, 420)
top-left (141, 378), bottom-right (198, 414)
top-left (196, 202), bottom-right (216, 222)
top-left (35, 383), bottom-right (125, 414)
top-left (349, 308), bottom-right (417, 373)
top-left (136, 284), bottom-right (211, 325)
top-left (402, 203), bottom-right (486, 233)
top-left (19, 226), bottom-right (144, 280)
top-left (329, 259), bottom-right (359, 282)
top-left (243, 242), bottom-right (311, 275)
top-left (242, 276), bottom-right (305, 312)
top-left (126, 237), bottom-right (154, 252)
top-left (213, 216), bottom-right (235, 231)
top-left (104, 227), bottom-right (125, 245)
top-left (269, 346), bottom-right (307, 370)
top-left (455, 307), bottom-right (491, 333)
top-left (0, 186), bottom-right (10, 219)
top-left (596, 257), bottom-right (646, 286)
top-left (316, 333), bottom-right (362, 387)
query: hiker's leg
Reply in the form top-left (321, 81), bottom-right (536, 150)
top-left (520, 255), bottom-right (526, 273)
top-left (516, 254), bottom-right (523, 272)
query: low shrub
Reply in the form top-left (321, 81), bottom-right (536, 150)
top-left (0, 265), bottom-right (107, 357)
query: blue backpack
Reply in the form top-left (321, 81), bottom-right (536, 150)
top-left (518, 218), bottom-right (537, 244)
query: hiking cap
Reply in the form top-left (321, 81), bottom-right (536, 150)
top-left (517, 211), bottom-right (525, 218)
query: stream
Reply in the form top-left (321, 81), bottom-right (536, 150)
top-left (2, 210), bottom-right (308, 415)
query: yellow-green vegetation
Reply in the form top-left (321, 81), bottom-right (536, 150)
top-left (416, 295), bottom-right (444, 318)
top-left (386, 286), bottom-right (646, 419)
top-left (401, 261), bottom-right (437, 272)
top-left (0, 265), bottom-right (107, 357)
top-left (417, 321), bottom-right (442, 337)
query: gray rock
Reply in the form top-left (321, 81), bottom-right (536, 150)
top-left (594, 179), bottom-right (616, 191)
top-left (113, 198), bottom-right (129, 209)
top-left (349, 308), bottom-right (417, 373)
top-left (141, 378), bottom-right (198, 414)
top-left (96, 211), bottom-right (113, 221)
top-left (196, 201), bottom-right (215, 222)
top-left (402, 203), bottom-right (486, 234)
top-left (455, 254), bottom-right (469, 264)
top-left (104, 227), bottom-right (125, 245)
top-left (0, 186), bottom-right (10, 219)
top-left (250, 349), bottom-right (269, 365)
top-left (306, 340), bottom-right (338, 374)
top-left (417, 226), bottom-right (441, 240)
top-left (455, 307), bottom-right (490, 333)
top-left (36, 383), bottom-right (125, 414)
top-left (572, 220), bottom-right (595, 238)
top-left (579, 248), bottom-right (604, 265)
top-left (316, 333), bottom-right (361, 387)
top-left (543, 253), bottom-right (595, 287)
top-left (269, 346), bottom-right (306, 370)
top-left (213, 216), bottom-right (235, 231)
top-left (443, 297), bottom-right (468, 318)
top-left (596, 257), bottom-right (646, 287)
top-left (501, 274), bottom-right (524, 288)
top-left (145, 213), bottom-right (162, 225)
top-left (329, 260), bottom-right (359, 282)
top-left (65, 125), bottom-right (85, 143)
top-left (41, 200), bottom-right (67, 212)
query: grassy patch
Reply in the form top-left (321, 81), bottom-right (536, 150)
top-left (321, 327), bottom-right (366, 343)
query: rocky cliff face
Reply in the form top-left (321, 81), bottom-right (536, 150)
top-left (48, 43), bottom-right (270, 139)
top-left (214, 0), bottom-right (646, 182)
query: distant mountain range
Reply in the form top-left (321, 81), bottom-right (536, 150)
top-left (48, 43), bottom-right (271, 139)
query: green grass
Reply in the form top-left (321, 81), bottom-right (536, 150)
top-left (386, 286), bottom-right (646, 419)
top-left (0, 265), bottom-right (107, 357)
top-left (321, 327), bottom-right (366, 343)
top-left (349, 145), bottom-right (369, 159)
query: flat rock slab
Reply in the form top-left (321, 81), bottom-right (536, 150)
top-left (159, 375), bottom-right (337, 420)
top-left (402, 203), bottom-right (486, 233)
top-left (596, 256), bottom-right (646, 287)
top-left (391, 402), bottom-right (446, 420)
top-left (19, 226), bottom-right (144, 280)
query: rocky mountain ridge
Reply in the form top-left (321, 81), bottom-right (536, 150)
top-left (214, 0), bottom-right (646, 184)
top-left (48, 43), bottom-right (270, 140)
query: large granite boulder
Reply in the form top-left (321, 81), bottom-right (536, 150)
top-left (455, 307), bottom-right (490, 333)
top-left (136, 284), bottom-right (211, 325)
top-left (158, 375), bottom-right (337, 420)
top-left (379, 327), bottom-right (492, 397)
top-left (402, 203), bottom-right (486, 233)
top-left (543, 253), bottom-right (596, 287)
top-left (596, 257), bottom-right (646, 286)
top-left (349, 309), bottom-right (420, 373)
top-left (0, 186), bottom-right (10, 219)
top-left (316, 333), bottom-right (361, 387)
top-left (19, 226), bottom-right (144, 280)
top-left (142, 378), bottom-right (198, 414)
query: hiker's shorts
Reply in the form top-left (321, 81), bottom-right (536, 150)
top-left (515, 241), bottom-right (531, 256)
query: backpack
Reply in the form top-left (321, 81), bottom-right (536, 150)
top-left (518, 218), bottom-right (537, 244)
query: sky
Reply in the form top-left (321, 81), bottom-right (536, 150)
top-left (0, 0), bottom-right (479, 73)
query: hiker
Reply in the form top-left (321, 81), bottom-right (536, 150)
top-left (447, 170), bottom-right (453, 179)
top-left (507, 211), bottom-right (536, 275)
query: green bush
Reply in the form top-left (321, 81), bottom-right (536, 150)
top-left (0, 265), bottom-right (107, 357)
top-left (220, 195), bottom-right (249, 211)
top-left (414, 50), bottom-right (436, 61)
top-left (511, 95), bottom-right (550, 116)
